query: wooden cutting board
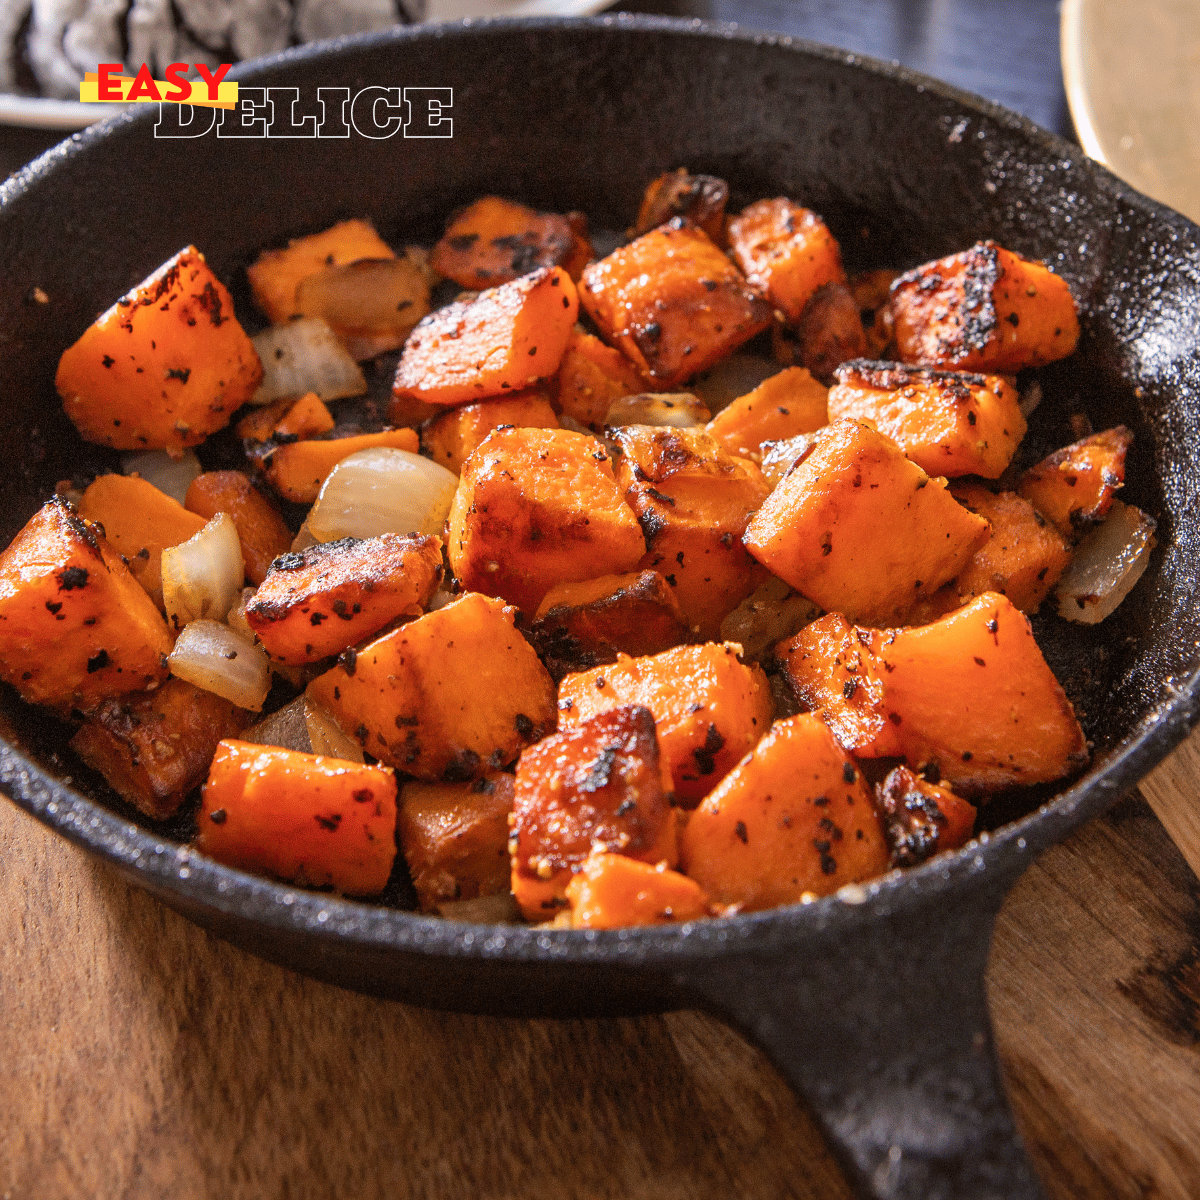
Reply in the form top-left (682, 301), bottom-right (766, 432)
top-left (3, 730), bottom-right (1199, 1199)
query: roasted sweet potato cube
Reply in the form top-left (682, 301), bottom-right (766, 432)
top-left (398, 773), bottom-right (515, 912)
top-left (245, 533), bottom-right (442, 665)
top-left (790, 282), bottom-right (868, 380)
top-left (557, 643), bottom-right (774, 805)
top-left (529, 570), bottom-right (692, 680)
top-left (306, 591), bottom-right (556, 781)
top-left (447, 426), bottom-right (646, 614)
top-left (195, 739), bottom-right (398, 896)
top-left (56, 246), bottom-right (262, 452)
top-left (743, 420), bottom-right (991, 626)
top-left (579, 219), bottom-right (772, 388)
top-left (705, 366), bottom-right (828, 460)
top-left (612, 425), bottom-right (771, 639)
top-left (393, 266), bottom-right (578, 408)
top-left (566, 853), bottom-right (710, 929)
top-left (633, 169), bottom-right (729, 244)
top-left (827, 359), bottom-right (1027, 479)
top-left (877, 765), bottom-right (976, 868)
top-left (184, 471), bottom-right (293, 587)
top-left (867, 592), bottom-right (1087, 792)
top-left (679, 713), bottom-right (888, 911)
top-left (273, 392), bottom-right (335, 440)
top-left (247, 218), bottom-right (396, 325)
top-left (890, 240), bottom-right (1080, 372)
top-left (509, 705), bottom-right (676, 920)
top-left (419, 389), bottom-right (559, 474)
top-left (775, 612), bottom-right (903, 757)
top-left (1017, 426), bottom-right (1132, 539)
top-left (69, 676), bottom-right (249, 820)
top-left (258, 428), bottom-right (420, 504)
top-left (0, 498), bottom-right (173, 710)
top-left (727, 199), bottom-right (847, 324)
top-left (551, 326), bottom-right (649, 430)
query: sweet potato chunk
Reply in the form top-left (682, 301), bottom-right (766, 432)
top-left (306, 591), bottom-right (556, 781)
top-left (679, 713), bottom-right (888, 911)
top-left (0, 498), bottom-right (173, 709)
top-left (876, 765), bottom-right (976, 868)
top-left (633, 169), bottom-right (729, 244)
top-left (743, 420), bottom-right (990, 626)
top-left (705, 366), bottom-right (828, 461)
top-left (612, 425), bottom-right (771, 638)
top-left (77, 473), bottom-right (206, 610)
top-left (245, 533), bottom-right (442, 664)
top-left (195, 739), bottom-right (397, 896)
top-left (579, 219), bottom-right (772, 388)
top-left (69, 677), bottom-right (249, 820)
top-left (790, 282), bottom-right (868, 380)
top-left (827, 359), bottom-right (1027, 479)
top-left (529, 570), bottom-right (691, 680)
top-left (393, 267), bottom-right (578, 408)
top-left (273, 392), bottom-right (335, 440)
top-left (509, 705), bottom-right (676, 920)
top-left (398, 773), bottom-right (515, 912)
top-left (259, 428), bottom-right (420, 504)
top-left (419, 389), bottom-right (559, 474)
top-left (727, 199), bottom-right (846, 324)
top-left (56, 246), bottom-right (262, 452)
top-left (184, 471), bottom-right (293, 587)
top-left (849, 268), bottom-right (900, 358)
top-left (1017, 426), bottom-right (1132, 539)
top-left (447, 426), bottom-right (646, 614)
top-left (566, 854), bottom-right (710, 929)
top-left (557, 643), bottom-right (774, 805)
top-left (551, 326), bottom-right (649, 430)
top-left (890, 240), bottom-right (1080, 371)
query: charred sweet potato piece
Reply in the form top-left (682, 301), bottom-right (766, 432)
top-left (791, 282), bottom-right (868, 380)
top-left (184, 471), bottom-right (293, 587)
top-left (529, 570), bottom-right (692, 680)
top-left (195, 739), bottom-right (397, 896)
top-left (612, 425), bottom-right (771, 639)
top-left (418, 389), bottom-right (559, 474)
top-left (235, 395), bottom-right (297, 442)
top-left (826, 359), bottom-right (1027, 479)
top-left (877, 765), bottom-right (976, 868)
top-left (727, 199), bottom-right (846, 324)
top-left (56, 246), bottom-right (262, 452)
top-left (850, 268), bottom-right (900, 358)
top-left (69, 676), bottom-right (249, 820)
top-left (890, 240), bottom-right (1080, 372)
top-left (566, 853), bottom-right (710, 929)
top-left (705, 366), bottom-right (828, 460)
top-left (398, 772), bottom-right (515, 912)
top-left (679, 713), bottom-right (888, 911)
top-left (633, 169), bottom-right (729, 244)
top-left (509, 705), bottom-right (676, 920)
top-left (273, 392), bottom-right (335, 440)
top-left (867, 592), bottom-right (1087, 793)
top-left (247, 218), bottom-right (395, 325)
top-left (447, 426), bottom-right (646, 614)
top-left (77, 473), bottom-right (206, 610)
top-left (0, 498), bottom-right (173, 710)
top-left (1017, 426), bottom-right (1132, 539)
top-left (579, 219), bottom-right (772, 388)
top-left (258, 428), bottom-right (420, 504)
top-left (551, 326), bottom-right (649, 430)
top-left (306, 591), bottom-right (556, 781)
top-left (743, 420), bottom-right (991, 626)
top-left (775, 612), bottom-right (903, 757)
top-left (557, 643), bottom-right (774, 805)
top-left (393, 266), bottom-right (578, 408)
top-left (246, 533), bottom-right (442, 664)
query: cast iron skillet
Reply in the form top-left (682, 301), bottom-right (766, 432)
top-left (2, 17), bottom-right (1199, 1199)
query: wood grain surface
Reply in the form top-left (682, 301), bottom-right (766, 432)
top-left (4, 731), bottom-right (1199, 1200)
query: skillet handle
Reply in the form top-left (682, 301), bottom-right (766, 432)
top-left (680, 881), bottom-right (1044, 1200)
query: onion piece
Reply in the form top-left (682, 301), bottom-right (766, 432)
top-left (161, 512), bottom-right (245, 628)
top-left (308, 448), bottom-right (457, 542)
top-left (305, 700), bottom-right (365, 763)
top-left (759, 434), bottom-right (818, 488)
top-left (1055, 499), bottom-right (1157, 624)
top-left (720, 575), bottom-right (821, 661)
top-left (242, 696), bottom-right (311, 752)
top-left (120, 449), bottom-right (202, 505)
top-left (435, 893), bottom-right (523, 923)
top-left (690, 352), bottom-right (781, 415)
top-left (168, 620), bottom-right (271, 711)
top-left (250, 317), bottom-right (367, 406)
top-left (226, 586), bottom-right (258, 644)
top-left (604, 393), bottom-right (711, 429)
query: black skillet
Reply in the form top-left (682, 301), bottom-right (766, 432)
top-left (2, 17), bottom-right (1199, 1200)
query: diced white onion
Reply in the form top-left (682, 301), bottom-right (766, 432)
top-left (1055, 499), bottom-right (1157, 624)
top-left (168, 619), bottom-right (271, 711)
top-left (690, 352), bottom-right (781, 415)
top-left (435, 892), bottom-right (522, 923)
top-left (161, 512), bottom-right (245, 628)
top-left (305, 699), bottom-right (365, 763)
top-left (250, 317), bottom-right (367, 406)
top-left (720, 575), bottom-right (821, 661)
top-left (226, 586), bottom-right (258, 644)
top-left (291, 521), bottom-right (319, 552)
top-left (604, 392), bottom-right (711, 429)
top-left (308, 448), bottom-right (458, 543)
top-left (120, 449), bottom-right (202, 505)
top-left (242, 696), bottom-right (311, 752)
top-left (759, 434), bottom-right (817, 488)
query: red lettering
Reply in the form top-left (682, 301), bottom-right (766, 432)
top-left (164, 63), bottom-right (191, 103)
top-left (126, 63), bottom-right (162, 103)
top-left (97, 64), bottom-right (125, 102)
top-left (194, 63), bottom-right (232, 102)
